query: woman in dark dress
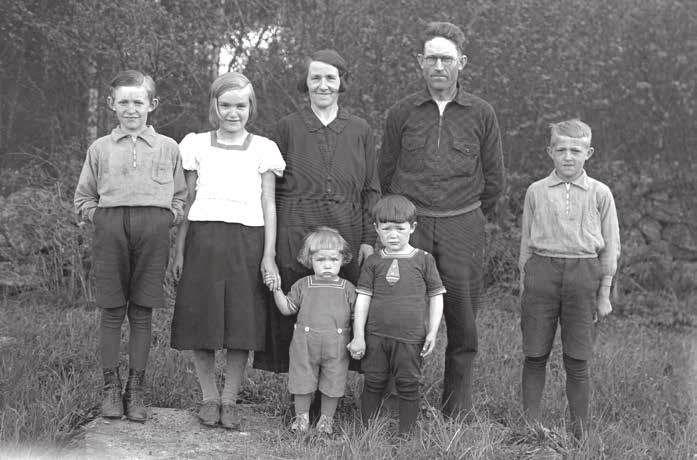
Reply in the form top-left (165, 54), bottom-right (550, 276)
top-left (253, 49), bottom-right (380, 380)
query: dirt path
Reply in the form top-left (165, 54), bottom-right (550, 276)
top-left (77, 405), bottom-right (282, 459)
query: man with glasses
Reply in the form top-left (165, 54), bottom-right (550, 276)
top-left (379, 21), bottom-right (504, 419)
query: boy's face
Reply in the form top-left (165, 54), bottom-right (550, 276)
top-left (375, 221), bottom-right (416, 253)
top-left (311, 249), bottom-right (343, 280)
top-left (109, 85), bottom-right (156, 134)
top-left (547, 134), bottom-right (594, 181)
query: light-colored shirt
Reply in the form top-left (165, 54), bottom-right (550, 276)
top-left (519, 170), bottom-right (620, 287)
top-left (181, 131), bottom-right (285, 226)
top-left (74, 125), bottom-right (187, 222)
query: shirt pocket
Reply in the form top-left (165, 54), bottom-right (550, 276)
top-left (399, 132), bottom-right (426, 170)
top-left (450, 140), bottom-right (479, 176)
top-left (151, 160), bottom-right (173, 184)
top-left (582, 207), bottom-right (601, 236)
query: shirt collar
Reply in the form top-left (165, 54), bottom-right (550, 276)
top-left (110, 125), bottom-right (157, 146)
top-left (300, 106), bottom-right (350, 134)
top-left (545, 169), bottom-right (590, 190)
top-left (413, 84), bottom-right (474, 107)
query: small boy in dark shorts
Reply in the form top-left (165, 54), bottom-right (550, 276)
top-left (348, 194), bottom-right (445, 435)
top-left (74, 70), bottom-right (187, 421)
top-left (519, 119), bottom-right (620, 439)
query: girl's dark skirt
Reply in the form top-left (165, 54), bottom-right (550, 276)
top-left (170, 221), bottom-right (267, 351)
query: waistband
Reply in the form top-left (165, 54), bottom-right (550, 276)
top-left (294, 323), bottom-right (350, 334)
top-left (416, 200), bottom-right (481, 217)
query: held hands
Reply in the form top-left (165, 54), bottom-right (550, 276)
top-left (347, 337), bottom-right (365, 360)
top-left (421, 332), bottom-right (437, 357)
top-left (261, 256), bottom-right (281, 292)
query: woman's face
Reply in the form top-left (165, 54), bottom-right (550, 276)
top-left (306, 61), bottom-right (340, 110)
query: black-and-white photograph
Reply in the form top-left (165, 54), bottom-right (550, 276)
top-left (1, 0), bottom-right (695, 458)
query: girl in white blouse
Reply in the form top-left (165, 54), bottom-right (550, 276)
top-left (169, 72), bottom-right (285, 430)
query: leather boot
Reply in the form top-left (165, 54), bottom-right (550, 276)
top-left (101, 368), bottom-right (123, 419)
top-left (123, 369), bottom-right (147, 422)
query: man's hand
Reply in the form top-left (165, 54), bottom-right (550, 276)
top-left (357, 244), bottom-right (374, 266)
top-left (169, 252), bottom-right (184, 281)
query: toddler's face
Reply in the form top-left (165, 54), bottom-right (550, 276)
top-left (110, 85), bottom-right (155, 134)
top-left (547, 134), bottom-right (594, 181)
top-left (311, 249), bottom-right (342, 280)
top-left (375, 221), bottom-right (416, 253)
top-left (217, 88), bottom-right (251, 135)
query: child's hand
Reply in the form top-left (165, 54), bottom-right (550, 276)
top-left (261, 256), bottom-right (281, 291)
top-left (596, 286), bottom-right (613, 318)
top-left (347, 337), bottom-right (365, 360)
top-left (421, 332), bottom-right (437, 357)
top-left (169, 252), bottom-right (184, 281)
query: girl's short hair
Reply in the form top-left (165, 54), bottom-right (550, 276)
top-left (109, 70), bottom-right (157, 102)
top-left (549, 119), bottom-right (592, 144)
top-left (208, 72), bottom-right (257, 128)
top-left (372, 194), bottom-right (417, 224)
top-left (296, 226), bottom-right (352, 268)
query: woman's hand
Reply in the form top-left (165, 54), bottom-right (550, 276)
top-left (261, 255), bottom-right (281, 291)
top-left (169, 252), bottom-right (184, 281)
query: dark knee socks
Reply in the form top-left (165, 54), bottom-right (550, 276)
top-left (522, 354), bottom-right (549, 422)
top-left (564, 354), bottom-right (589, 437)
top-left (396, 378), bottom-right (419, 434)
top-left (523, 353), bottom-right (589, 436)
top-left (127, 304), bottom-right (152, 371)
top-left (100, 306), bottom-right (127, 369)
top-left (361, 375), bottom-right (388, 425)
top-left (100, 304), bottom-right (152, 371)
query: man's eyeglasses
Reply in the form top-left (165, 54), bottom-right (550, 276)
top-left (419, 54), bottom-right (459, 66)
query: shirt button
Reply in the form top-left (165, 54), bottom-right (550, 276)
top-left (337, 328), bottom-right (343, 334)
top-left (304, 326), bottom-right (309, 332)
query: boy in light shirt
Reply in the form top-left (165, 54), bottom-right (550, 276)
top-left (518, 119), bottom-right (620, 439)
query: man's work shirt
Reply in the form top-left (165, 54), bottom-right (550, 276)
top-left (380, 87), bottom-right (504, 216)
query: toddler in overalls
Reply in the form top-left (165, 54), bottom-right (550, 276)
top-left (269, 227), bottom-right (356, 435)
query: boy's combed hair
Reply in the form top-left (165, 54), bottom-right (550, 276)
top-left (109, 70), bottom-right (157, 102)
top-left (208, 72), bottom-right (258, 128)
top-left (549, 119), bottom-right (592, 144)
top-left (420, 21), bottom-right (466, 53)
top-left (372, 194), bottom-right (417, 224)
top-left (297, 226), bottom-right (352, 268)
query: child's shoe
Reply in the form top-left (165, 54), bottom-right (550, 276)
top-left (316, 414), bottom-right (333, 435)
top-left (123, 369), bottom-right (147, 422)
top-left (220, 403), bottom-right (241, 430)
top-left (101, 368), bottom-right (123, 419)
top-left (198, 400), bottom-right (220, 426)
top-left (290, 412), bottom-right (310, 433)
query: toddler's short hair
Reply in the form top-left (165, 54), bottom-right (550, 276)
top-left (549, 119), bottom-right (592, 145)
top-left (109, 70), bottom-right (157, 102)
top-left (208, 72), bottom-right (257, 128)
top-left (372, 194), bottom-right (417, 224)
top-left (421, 21), bottom-right (466, 53)
top-left (296, 226), bottom-right (352, 268)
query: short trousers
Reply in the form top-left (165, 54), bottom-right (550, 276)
top-left (92, 206), bottom-right (173, 308)
top-left (361, 334), bottom-right (423, 388)
top-left (521, 254), bottom-right (601, 360)
top-left (288, 324), bottom-right (350, 398)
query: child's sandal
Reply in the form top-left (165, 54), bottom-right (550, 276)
top-left (220, 403), bottom-right (241, 430)
top-left (290, 412), bottom-right (309, 433)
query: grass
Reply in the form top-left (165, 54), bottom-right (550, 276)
top-left (1, 287), bottom-right (695, 458)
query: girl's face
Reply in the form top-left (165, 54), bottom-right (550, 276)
top-left (311, 249), bottom-right (343, 280)
top-left (216, 88), bottom-right (251, 134)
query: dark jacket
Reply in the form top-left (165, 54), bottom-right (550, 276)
top-left (380, 87), bottom-right (504, 216)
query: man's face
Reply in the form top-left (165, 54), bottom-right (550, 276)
top-left (547, 134), bottom-right (594, 181)
top-left (418, 37), bottom-right (466, 93)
